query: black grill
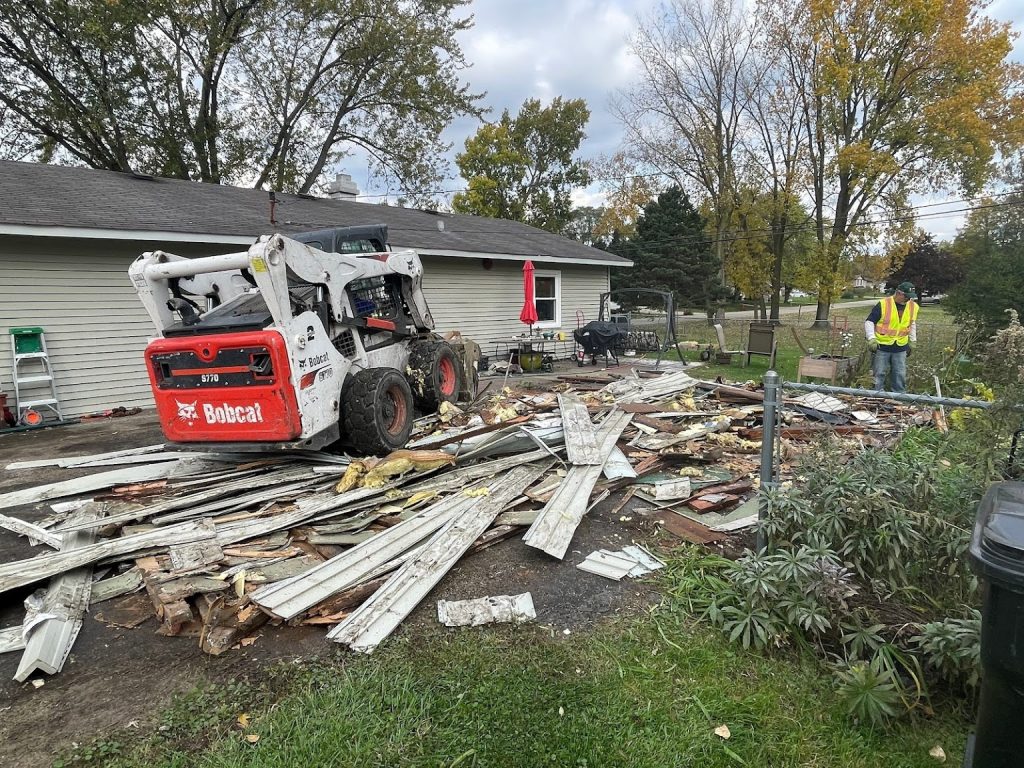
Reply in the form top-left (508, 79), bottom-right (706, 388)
top-left (334, 331), bottom-right (357, 358)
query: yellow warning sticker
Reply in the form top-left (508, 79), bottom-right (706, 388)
top-left (251, 257), bottom-right (268, 273)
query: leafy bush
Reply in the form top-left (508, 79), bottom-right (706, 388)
top-left (760, 430), bottom-right (989, 609)
top-left (668, 421), bottom-right (1004, 724)
top-left (697, 545), bottom-right (856, 650)
top-left (912, 611), bottom-right (982, 695)
top-left (834, 657), bottom-right (903, 727)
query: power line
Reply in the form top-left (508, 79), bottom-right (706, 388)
top-left (601, 198), bottom-right (1024, 253)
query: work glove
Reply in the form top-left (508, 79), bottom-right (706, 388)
top-left (867, 338), bottom-right (878, 351)
top-left (906, 346), bottom-right (913, 358)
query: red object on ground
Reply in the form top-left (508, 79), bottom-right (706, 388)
top-left (519, 260), bottom-right (538, 327)
top-left (144, 331), bottom-right (302, 443)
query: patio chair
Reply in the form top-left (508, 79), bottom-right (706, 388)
top-left (745, 322), bottom-right (778, 368)
top-left (713, 324), bottom-right (746, 366)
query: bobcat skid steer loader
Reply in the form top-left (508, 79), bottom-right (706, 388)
top-left (129, 225), bottom-right (462, 455)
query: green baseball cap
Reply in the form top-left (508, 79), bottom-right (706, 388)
top-left (895, 281), bottom-right (916, 298)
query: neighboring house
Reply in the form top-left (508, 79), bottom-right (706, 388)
top-left (851, 276), bottom-right (885, 292)
top-left (0, 161), bottom-right (630, 418)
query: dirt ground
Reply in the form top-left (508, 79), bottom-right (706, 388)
top-left (0, 409), bottom-right (670, 768)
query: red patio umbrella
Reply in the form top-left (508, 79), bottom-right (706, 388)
top-left (519, 260), bottom-right (538, 334)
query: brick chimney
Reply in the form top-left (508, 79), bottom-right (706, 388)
top-left (327, 172), bottom-right (359, 200)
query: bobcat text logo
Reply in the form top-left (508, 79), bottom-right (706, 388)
top-left (202, 403), bottom-right (264, 425)
top-left (176, 400), bottom-right (198, 425)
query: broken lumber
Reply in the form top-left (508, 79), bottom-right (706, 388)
top-left (328, 463), bottom-right (549, 652)
top-left (0, 520), bottom-right (218, 595)
top-left (558, 393), bottom-right (603, 464)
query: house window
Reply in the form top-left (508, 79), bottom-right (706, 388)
top-left (534, 270), bottom-right (560, 327)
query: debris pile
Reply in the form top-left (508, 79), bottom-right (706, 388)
top-left (0, 366), bottom-right (937, 681)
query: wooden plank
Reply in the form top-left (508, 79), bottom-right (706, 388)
top-left (5, 444), bottom-right (167, 470)
top-left (0, 626), bottom-right (26, 655)
top-left (90, 567), bottom-right (144, 605)
top-left (688, 493), bottom-right (740, 513)
top-left (632, 414), bottom-right (689, 434)
top-left (0, 514), bottom-right (64, 549)
top-left (655, 511), bottom-right (725, 544)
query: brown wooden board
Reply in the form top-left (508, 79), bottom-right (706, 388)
top-left (688, 493), bottom-right (740, 513)
top-left (655, 511), bottom-right (725, 544)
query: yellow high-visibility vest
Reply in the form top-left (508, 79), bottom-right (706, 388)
top-left (874, 297), bottom-right (918, 346)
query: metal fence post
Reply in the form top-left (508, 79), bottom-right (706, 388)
top-left (757, 370), bottom-right (780, 551)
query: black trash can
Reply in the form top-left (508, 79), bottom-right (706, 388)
top-left (966, 482), bottom-right (1024, 767)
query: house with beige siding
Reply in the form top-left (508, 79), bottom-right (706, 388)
top-left (0, 161), bottom-right (630, 419)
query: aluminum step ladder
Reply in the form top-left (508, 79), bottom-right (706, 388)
top-left (9, 327), bottom-right (63, 425)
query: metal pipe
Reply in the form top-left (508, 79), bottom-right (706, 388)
top-left (757, 370), bottom-right (780, 551)
top-left (780, 380), bottom-right (994, 410)
top-left (144, 251), bottom-right (251, 280)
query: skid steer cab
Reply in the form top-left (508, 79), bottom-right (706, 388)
top-left (129, 225), bottom-right (464, 455)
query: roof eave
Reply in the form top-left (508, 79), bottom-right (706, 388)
top-left (0, 224), bottom-right (633, 267)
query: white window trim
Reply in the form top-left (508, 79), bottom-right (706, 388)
top-left (533, 269), bottom-right (561, 328)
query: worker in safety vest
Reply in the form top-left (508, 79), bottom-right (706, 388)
top-left (864, 281), bottom-right (919, 393)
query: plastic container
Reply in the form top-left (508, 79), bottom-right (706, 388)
top-left (965, 482), bottom-right (1024, 767)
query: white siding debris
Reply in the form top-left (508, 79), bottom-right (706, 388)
top-left (522, 410), bottom-right (633, 560)
top-left (437, 593), bottom-right (536, 627)
top-left (327, 463), bottom-right (549, 653)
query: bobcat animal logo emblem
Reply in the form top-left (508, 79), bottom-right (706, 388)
top-left (176, 400), bottom-right (199, 425)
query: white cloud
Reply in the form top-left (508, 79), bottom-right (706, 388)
top-left (349, 0), bottom-right (1023, 241)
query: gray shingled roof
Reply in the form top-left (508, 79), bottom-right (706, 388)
top-left (0, 160), bottom-right (630, 265)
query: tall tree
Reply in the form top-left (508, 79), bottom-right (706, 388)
top-left (744, 35), bottom-right (813, 320)
top-left (451, 97), bottom-right (591, 233)
top-left (947, 191), bottom-right (1024, 330)
top-left (613, 0), bottom-right (759, 303)
top-left (766, 0), bottom-right (1024, 326)
top-left (612, 186), bottom-right (722, 311)
top-left (0, 0), bottom-right (481, 193)
top-left (563, 206), bottom-right (607, 246)
top-left (885, 233), bottom-right (963, 299)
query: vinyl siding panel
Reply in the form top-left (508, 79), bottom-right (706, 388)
top-left (421, 256), bottom-right (610, 356)
top-left (0, 237), bottom-right (229, 418)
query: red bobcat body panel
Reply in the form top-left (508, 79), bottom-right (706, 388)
top-left (145, 331), bottom-right (302, 442)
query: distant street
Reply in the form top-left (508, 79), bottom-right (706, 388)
top-left (718, 299), bottom-right (878, 321)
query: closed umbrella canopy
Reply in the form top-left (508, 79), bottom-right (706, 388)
top-left (520, 260), bottom-right (538, 328)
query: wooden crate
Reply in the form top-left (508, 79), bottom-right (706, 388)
top-left (797, 355), bottom-right (857, 384)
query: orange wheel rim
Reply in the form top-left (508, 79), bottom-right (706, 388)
top-left (439, 357), bottom-right (457, 397)
top-left (23, 410), bottom-right (43, 426)
top-left (384, 385), bottom-right (407, 436)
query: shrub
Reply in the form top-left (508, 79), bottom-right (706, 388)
top-left (911, 611), bottom-right (982, 695)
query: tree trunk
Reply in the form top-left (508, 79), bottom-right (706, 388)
top-left (811, 298), bottom-right (831, 328)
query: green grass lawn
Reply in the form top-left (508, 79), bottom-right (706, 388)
top-left (660, 305), bottom-right (963, 389)
top-left (58, 548), bottom-right (970, 768)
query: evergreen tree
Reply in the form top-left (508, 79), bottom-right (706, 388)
top-left (610, 186), bottom-right (721, 311)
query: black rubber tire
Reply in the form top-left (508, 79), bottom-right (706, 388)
top-left (341, 368), bottom-right (414, 456)
top-left (406, 341), bottom-right (462, 411)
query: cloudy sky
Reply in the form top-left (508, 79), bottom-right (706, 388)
top-left (352, 0), bottom-right (1024, 241)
